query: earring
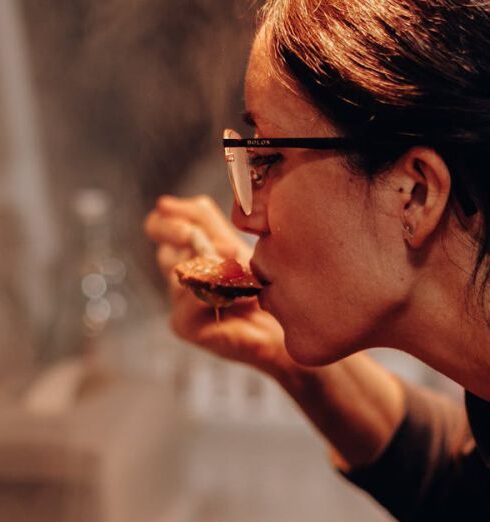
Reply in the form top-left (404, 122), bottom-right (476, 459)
top-left (403, 223), bottom-right (414, 239)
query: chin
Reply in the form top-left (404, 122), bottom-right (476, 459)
top-left (283, 329), bottom-right (356, 367)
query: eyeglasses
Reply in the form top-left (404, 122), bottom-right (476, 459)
top-left (222, 128), bottom-right (478, 217)
top-left (223, 128), bottom-right (359, 216)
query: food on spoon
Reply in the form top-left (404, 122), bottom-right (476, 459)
top-left (174, 256), bottom-right (262, 307)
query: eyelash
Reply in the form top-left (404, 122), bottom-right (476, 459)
top-left (248, 153), bottom-right (283, 188)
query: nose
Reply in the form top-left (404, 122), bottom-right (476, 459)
top-left (231, 196), bottom-right (270, 237)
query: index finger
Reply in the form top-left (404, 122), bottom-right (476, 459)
top-left (157, 195), bottom-right (238, 246)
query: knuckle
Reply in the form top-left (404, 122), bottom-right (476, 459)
top-left (157, 194), bottom-right (172, 207)
top-left (157, 195), bottom-right (179, 214)
top-left (156, 196), bottom-right (168, 211)
top-left (194, 195), bottom-right (215, 211)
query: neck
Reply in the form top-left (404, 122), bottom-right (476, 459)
top-left (388, 274), bottom-right (490, 402)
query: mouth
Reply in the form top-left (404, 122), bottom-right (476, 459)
top-left (249, 260), bottom-right (272, 288)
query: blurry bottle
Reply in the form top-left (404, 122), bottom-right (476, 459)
top-left (46, 188), bottom-right (167, 377)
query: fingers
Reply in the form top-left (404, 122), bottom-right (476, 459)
top-left (146, 211), bottom-right (238, 258)
top-left (147, 194), bottom-right (253, 257)
top-left (169, 289), bottom-right (255, 344)
top-left (156, 243), bottom-right (193, 277)
top-left (170, 292), bottom-right (214, 338)
top-left (147, 212), bottom-right (206, 250)
top-left (156, 195), bottom-right (239, 246)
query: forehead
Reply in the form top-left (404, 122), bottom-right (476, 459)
top-left (245, 31), bottom-right (335, 137)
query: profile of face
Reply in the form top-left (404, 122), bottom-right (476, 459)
top-left (231, 30), bottom-right (446, 366)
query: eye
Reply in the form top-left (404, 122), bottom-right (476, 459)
top-left (247, 153), bottom-right (283, 188)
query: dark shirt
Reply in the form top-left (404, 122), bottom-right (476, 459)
top-left (341, 383), bottom-right (490, 521)
top-left (466, 391), bottom-right (490, 467)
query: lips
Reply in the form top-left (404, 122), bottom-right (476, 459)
top-left (249, 260), bottom-right (272, 287)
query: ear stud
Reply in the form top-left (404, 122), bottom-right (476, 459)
top-left (403, 223), bottom-right (414, 238)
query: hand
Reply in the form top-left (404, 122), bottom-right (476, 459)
top-left (144, 195), bottom-right (288, 373)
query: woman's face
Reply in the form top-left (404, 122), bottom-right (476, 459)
top-left (231, 33), bottom-right (412, 366)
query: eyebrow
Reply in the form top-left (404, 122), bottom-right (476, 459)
top-left (241, 111), bottom-right (256, 128)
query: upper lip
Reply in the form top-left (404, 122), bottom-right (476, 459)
top-left (249, 260), bottom-right (271, 287)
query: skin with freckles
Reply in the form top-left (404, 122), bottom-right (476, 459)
top-left (233, 32), bottom-right (410, 364)
top-left (145, 34), bottom-right (490, 401)
top-left (145, 31), bottom-right (490, 404)
top-left (145, 9), bottom-right (490, 476)
top-left (230, 31), bottom-right (490, 400)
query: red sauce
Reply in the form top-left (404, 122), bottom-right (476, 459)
top-left (218, 258), bottom-right (245, 280)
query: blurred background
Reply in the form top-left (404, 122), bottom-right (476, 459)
top-left (0, 1), bottom-right (461, 520)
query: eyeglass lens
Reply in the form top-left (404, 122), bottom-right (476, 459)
top-left (223, 129), bottom-right (253, 216)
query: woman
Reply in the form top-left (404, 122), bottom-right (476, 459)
top-left (145, 0), bottom-right (490, 519)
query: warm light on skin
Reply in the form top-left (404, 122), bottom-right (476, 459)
top-left (231, 29), bottom-right (490, 400)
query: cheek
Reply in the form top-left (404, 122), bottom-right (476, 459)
top-left (265, 171), bottom-right (405, 362)
top-left (268, 167), bottom-right (366, 286)
top-left (268, 175), bottom-right (361, 299)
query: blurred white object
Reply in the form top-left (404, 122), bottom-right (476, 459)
top-left (73, 189), bottom-right (112, 226)
top-left (48, 188), bottom-right (166, 374)
top-left (0, 364), bottom-right (182, 522)
top-left (23, 359), bottom-right (86, 416)
top-left (0, 0), bottom-right (58, 333)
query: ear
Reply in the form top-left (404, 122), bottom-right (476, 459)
top-left (394, 147), bottom-right (451, 249)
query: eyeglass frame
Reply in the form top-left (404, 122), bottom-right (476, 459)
top-left (222, 134), bottom-right (478, 217)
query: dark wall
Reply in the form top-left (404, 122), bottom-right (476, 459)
top-left (23, 0), bottom-right (256, 205)
top-left (20, 0), bottom-right (258, 292)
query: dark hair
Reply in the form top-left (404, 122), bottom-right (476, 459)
top-left (260, 0), bottom-right (490, 309)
